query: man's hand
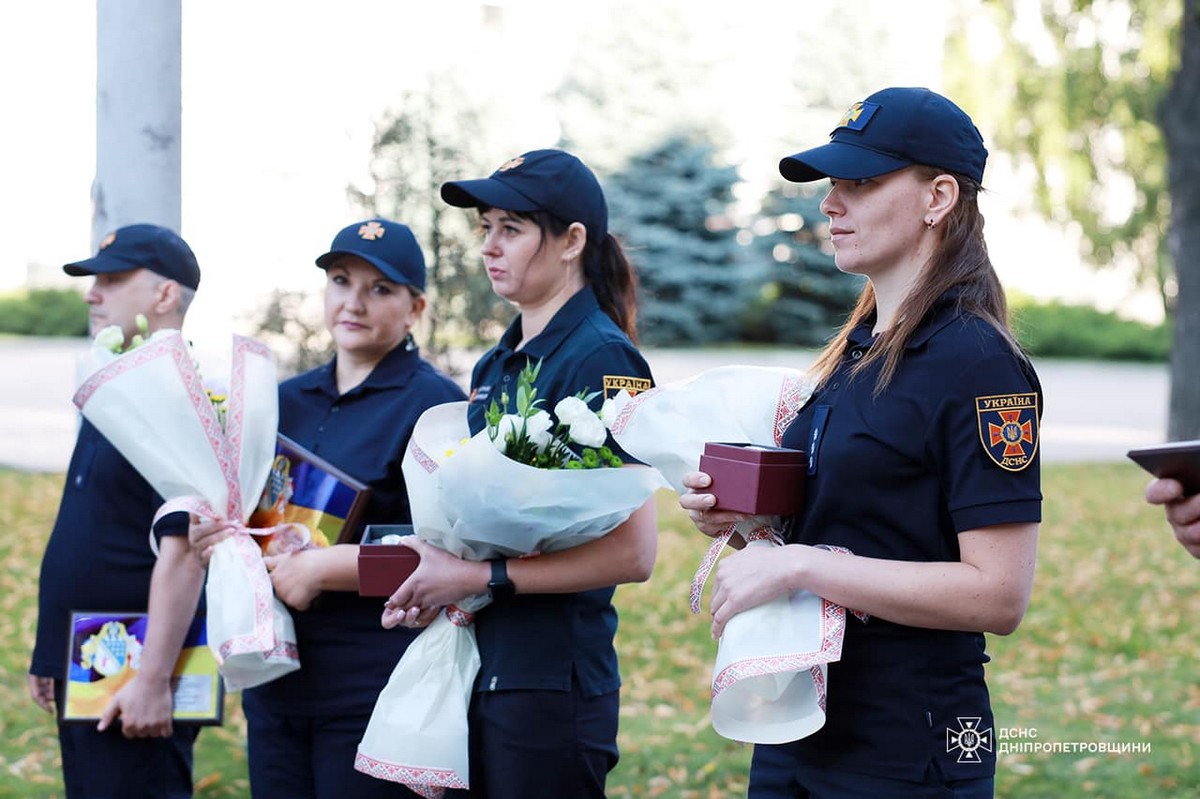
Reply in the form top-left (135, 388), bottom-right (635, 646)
top-left (96, 673), bottom-right (173, 738)
top-left (28, 674), bottom-right (55, 714)
top-left (1146, 477), bottom-right (1200, 559)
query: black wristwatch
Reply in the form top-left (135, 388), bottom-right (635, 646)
top-left (488, 558), bottom-right (515, 600)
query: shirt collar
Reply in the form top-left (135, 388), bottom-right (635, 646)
top-left (848, 288), bottom-right (965, 351)
top-left (495, 286), bottom-right (601, 361)
top-left (298, 341), bottom-right (425, 397)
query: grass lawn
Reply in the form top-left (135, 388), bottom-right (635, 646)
top-left (0, 462), bottom-right (1196, 798)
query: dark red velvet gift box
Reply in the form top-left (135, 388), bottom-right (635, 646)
top-left (697, 442), bottom-right (806, 516)
top-left (357, 525), bottom-right (420, 597)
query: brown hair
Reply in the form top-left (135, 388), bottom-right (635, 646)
top-left (807, 167), bottom-right (1023, 393)
top-left (503, 209), bottom-right (641, 344)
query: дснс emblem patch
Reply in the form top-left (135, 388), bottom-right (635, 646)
top-left (976, 393), bottom-right (1039, 471)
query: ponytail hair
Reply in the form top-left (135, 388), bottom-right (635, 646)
top-left (584, 232), bottom-right (640, 344)
top-left (513, 209), bottom-right (641, 344)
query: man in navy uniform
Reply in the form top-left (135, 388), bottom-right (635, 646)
top-left (29, 224), bottom-right (208, 799)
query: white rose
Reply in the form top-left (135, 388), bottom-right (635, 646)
top-left (94, 325), bottom-right (126, 353)
top-left (553, 396), bottom-right (592, 427)
top-left (568, 412), bottom-right (608, 448)
top-left (524, 409), bottom-right (553, 437)
top-left (599, 396), bottom-right (618, 427)
top-left (527, 426), bottom-right (554, 451)
top-left (492, 415), bottom-right (522, 453)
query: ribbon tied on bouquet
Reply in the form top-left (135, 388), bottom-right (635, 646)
top-left (608, 365), bottom-right (863, 744)
top-left (73, 331), bottom-right (300, 691)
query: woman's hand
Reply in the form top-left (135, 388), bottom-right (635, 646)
top-left (188, 515), bottom-right (236, 567)
top-left (680, 471), bottom-right (754, 537)
top-left (264, 549), bottom-right (326, 611)
top-left (708, 543), bottom-right (804, 639)
top-left (380, 539), bottom-right (489, 629)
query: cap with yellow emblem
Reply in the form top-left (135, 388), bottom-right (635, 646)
top-left (63, 223), bottom-right (201, 290)
top-left (440, 149), bottom-right (608, 242)
top-left (315, 219), bottom-right (426, 291)
top-left (779, 86), bottom-right (988, 185)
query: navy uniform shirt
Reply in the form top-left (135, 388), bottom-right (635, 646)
top-left (32, 419), bottom-right (190, 680)
top-left (467, 287), bottom-right (653, 697)
top-left (248, 342), bottom-right (465, 716)
top-left (777, 293), bottom-right (1042, 782)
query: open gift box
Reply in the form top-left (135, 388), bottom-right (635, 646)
top-left (698, 442), bottom-right (806, 516)
top-left (357, 525), bottom-right (420, 597)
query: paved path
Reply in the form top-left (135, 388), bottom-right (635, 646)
top-left (0, 338), bottom-right (1168, 473)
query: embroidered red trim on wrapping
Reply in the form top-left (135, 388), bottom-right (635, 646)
top-left (710, 595), bottom-right (846, 699)
top-left (353, 752), bottom-right (467, 796)
top-left (409, 438), bottom-right (439, 475)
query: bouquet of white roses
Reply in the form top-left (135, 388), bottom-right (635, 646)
top-left (73, 328), bottom-right (300, 691)
top-left (607, 365), bottom-right (860, 745)
top-left (355, 362), bottom-right (666, 796)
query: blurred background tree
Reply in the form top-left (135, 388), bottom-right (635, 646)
top-left (740, 183), bottom-right (864, 345)
top-left (349, 72), bottom-right (511, 374)
top-left (605, 134), bottom-right (746, 345)
top-left (946, 0), bottom-right (1198, 436)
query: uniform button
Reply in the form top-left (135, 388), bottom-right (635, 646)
top-left (317, 426), bottom-right (325, 432)
top-left (74, 475), bottom-right (83, 487)
top-left (489, 676), bottom-right (498, 691)
top-left (851, 349), bottom-right (863, 360)
top-left (331, 406), bottom-right (340, 413)
top-left (831, 382), bottom-right (840, 390)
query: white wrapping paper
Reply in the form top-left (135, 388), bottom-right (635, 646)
top-left (72, 332), bottom-right (300, 691)
top-left (608, 365), bottom-right (854, 744)
top-left (355, 401), bottom-right (666, 796)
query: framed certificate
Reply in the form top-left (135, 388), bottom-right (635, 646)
top-left (248, 433), bottom-right (372, 547)
top-left (61, 611), bottom-right (223, 725)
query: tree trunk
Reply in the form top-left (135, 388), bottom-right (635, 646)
top-left (93, 0), bottom-right (182, 247)
top-left (1160, 0), bottom-right (1200, 439)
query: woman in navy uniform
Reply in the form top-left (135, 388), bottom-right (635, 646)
top-left (682, 88), bottom-right (1042, 799)
top-left (383, 149), bottom-right (658, 799)
top-left (191, 219), bottom-right (464, 799)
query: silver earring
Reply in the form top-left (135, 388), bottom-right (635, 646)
top-left (925, 218), bottom-right (936, 230)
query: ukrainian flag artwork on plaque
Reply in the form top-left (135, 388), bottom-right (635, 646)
top-left (61, 611), bottom-right (223, 724)
top-left (248, 434), bottom-right (371, 550)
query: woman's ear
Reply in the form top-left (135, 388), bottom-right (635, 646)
top-left (562, 222), bottom-right (589, 262)
top-left (926, 174), bottom-right (960, 227)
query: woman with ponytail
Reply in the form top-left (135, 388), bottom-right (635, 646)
top-left (383, 149), bottom-right (657, 798)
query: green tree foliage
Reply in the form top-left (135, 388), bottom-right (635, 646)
top-left (1011, 296), bottom-right (1170, 360)
top-left (349, 74), bottom-right (513, 365)
top-left (0, 288), bottom-right (88, 337)
top-left (945, 0), bottom-right (1181, 304)
top-left (740, 183), bottom-right (864, 345)
top-left (605, 134), bottom-right (746, 346)
top-left (949, 0), bottom-right (1200, 437)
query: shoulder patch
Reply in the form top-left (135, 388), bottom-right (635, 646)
top-left (976, 393), bottom-right (1039, 471)
top-left (603, 375), bottom-right (652, 398)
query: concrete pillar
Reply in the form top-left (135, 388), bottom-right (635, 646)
top-left (92, 0), bottom-right (182, 247)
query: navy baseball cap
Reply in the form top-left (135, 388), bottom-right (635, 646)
top-left (64, 223), bottom-right (201, 290)
top-left (315, 219), bottom-right (426, 292)
top-left (779, 87), bottom-right (988, 184)
top-left (441, 149), bottom-right (608, 241)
